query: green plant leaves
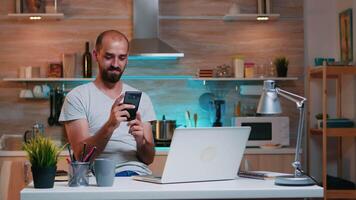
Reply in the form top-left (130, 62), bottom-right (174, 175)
top-left (23, 135), bottom-right (66, 168)
top-left (273, 56), bottom-right (289, 69)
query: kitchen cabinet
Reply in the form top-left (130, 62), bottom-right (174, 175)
top-left (223, 14), bottom-right (280, 21)
top-left (307, 66), bottom-right (356, 200)
top-left (0, 153), bottom-right (68, 200)
top-left (7, 0), bottom-right (63, 21)
top-left (7, 13), bottom-right (64, 20)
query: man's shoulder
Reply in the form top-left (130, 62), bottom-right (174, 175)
top-left (66, 82), bottom-right (94, 97)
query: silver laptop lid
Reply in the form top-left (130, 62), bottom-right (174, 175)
top-left (161, 127), bottom-right (251, 183)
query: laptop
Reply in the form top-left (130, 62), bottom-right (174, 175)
top-left (132, 127), bottom-right (251, 184)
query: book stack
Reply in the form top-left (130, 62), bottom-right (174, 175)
top-left (197, 69), bottom-right (214, 78)
top-left (238, 171), bottom-right (291, 180)
top-left (320, 118), bottom-right (354, 128)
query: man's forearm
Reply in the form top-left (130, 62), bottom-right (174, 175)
top-left (75, 122), bottom-right (115, 161)
top-left (137, 139), bottom-right (155, 165)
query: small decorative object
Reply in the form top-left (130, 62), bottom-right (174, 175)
top-left (22, 0), bottom-right (46, 13)
top-left (197, 69), bottom-right (214, 78)
top-left (315, 113), bottom-right (329, 129)
top-left (214, 64), bottom-right (232, 77)
top-left (273, 56), bottom-right (289, 77)
top-left (228, 2), bottom-right (241, 15)
top-left (48, 63), bottom-right (63, 78)
top-left (45, 0), bottom-right (57, 13)
top-left (339, 8), bottom-right (353, 64)
top-left (23, 135), bottom-right (66, 188)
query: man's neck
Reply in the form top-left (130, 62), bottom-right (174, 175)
top-left (94, 77), bottom-right (123, 99)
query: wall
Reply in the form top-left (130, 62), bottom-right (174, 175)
top-left (0, 1), bottom-right (304, 146)
top-left (304, 0), bottom-right (356, 182)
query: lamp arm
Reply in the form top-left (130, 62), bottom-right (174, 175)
top-left (276, 88), bottom-right (307, 108)
top-left (276, 87), bottom-right (306, 177)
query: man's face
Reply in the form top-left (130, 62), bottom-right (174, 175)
top-left (95, 38), bottom-right (129, 83)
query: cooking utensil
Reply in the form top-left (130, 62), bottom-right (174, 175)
top-left (185, 111), bottom-right (192, 127)
top-left (151, 115), bottom-right (176, 141)
top-left (48, 89), bottom-right (55, 126)
top-left (193, 113), bottom-right (198, 127)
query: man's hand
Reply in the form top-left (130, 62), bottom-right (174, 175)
top-left (127, 112), bottom-right (155, 165)
top-left (127, 112), bottom-right (145, 146)
top-left (107, 95), bottom-right (135, 129)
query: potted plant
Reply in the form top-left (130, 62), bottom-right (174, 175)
top-left (315, 113), bottom-right (329, 129)
top-left (274, 56), bottom-right (289, 77)
top-left (23, 135), bottom-right (66, 188)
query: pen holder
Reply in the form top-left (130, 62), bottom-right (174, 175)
top-left (68, 161), bottom-right (90, 187)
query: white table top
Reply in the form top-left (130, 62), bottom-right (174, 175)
top-left (21, 177), bottom-right (323, 200)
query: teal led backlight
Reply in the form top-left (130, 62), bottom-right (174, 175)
top-left (128, 56), bottom-right (179, 61)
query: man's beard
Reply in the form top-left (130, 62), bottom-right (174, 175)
top-left (101, 66), bottom-right (125, 83)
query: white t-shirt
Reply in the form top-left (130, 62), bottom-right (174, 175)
top-left (59, 82), bottom-right (156, 175)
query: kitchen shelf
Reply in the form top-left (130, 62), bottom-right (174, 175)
top-left (327, 190), bottom-right (356, 199)
top-left (309, 66), bottom-right (356, 78)
top-left (309, 128), bottom-right (356, 137)
top-left (7, 13), bottom-right (64, 20)
top-left (223, 14), bottom-right (280, 21)
top-left (191, 77), bottom-right (298, 81)
top-left (3, 76), bottom-right (298, 82)
top-left (2, 75), bottom-right (194, 82)
top-left (307, 66), bottom-right (356, 200)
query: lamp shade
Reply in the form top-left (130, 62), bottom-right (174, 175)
top-left (256, 80), bottom-right (282, 114)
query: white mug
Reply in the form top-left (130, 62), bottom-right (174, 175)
top-left (23, 89), bottom-right (34, 98)
top-left (33, 85), bottom-right (43, 98)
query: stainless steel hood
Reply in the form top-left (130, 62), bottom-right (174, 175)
top-left (129, 0), bottom-right (184, 59)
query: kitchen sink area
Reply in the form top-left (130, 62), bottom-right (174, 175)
top-left (0, 134), bottom-right (23, 151)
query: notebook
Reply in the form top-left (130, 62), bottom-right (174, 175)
top-left (132, 127), bottom-right (251, 184)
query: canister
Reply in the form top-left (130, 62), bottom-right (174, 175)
top-left (244, 62), bottom-right (255, 78)
top-left (233, 55), bottom-right (244, 78)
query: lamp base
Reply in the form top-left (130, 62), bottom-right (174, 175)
top-left (275, 175), bottom-right (316, 186)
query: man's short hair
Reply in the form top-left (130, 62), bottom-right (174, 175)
top-left (95, 30), bottom-right (129, 51)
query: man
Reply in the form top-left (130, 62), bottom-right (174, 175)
top-left (59, 30), bottom-right (156, 176)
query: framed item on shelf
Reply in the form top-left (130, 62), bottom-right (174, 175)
top-left (48, 63), bottom-right (63, 78)
top-left (21, 0), bottom-right (46, 13)
top-left (339, 8), bottom-right (353, 63)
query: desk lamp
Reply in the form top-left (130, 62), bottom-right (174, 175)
top-left (257, 80), bottom-right (315, 186)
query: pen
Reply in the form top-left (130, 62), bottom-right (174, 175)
top-left (81, 143), bottom-right (87, 161)
top-left (83, 146), bottom-right (97, 162)
top-left (67, 144), bottom-right (73, 162)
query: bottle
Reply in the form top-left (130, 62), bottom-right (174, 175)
top-left (82, 42), bottom-right (92, 78)
top-left (235, 101), bottom-right (241, 116)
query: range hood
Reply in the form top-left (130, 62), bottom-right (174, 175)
top-left (129, 0), bottom-right (184, 60)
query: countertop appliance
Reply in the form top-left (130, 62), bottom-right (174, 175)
top-left (232, 116), bottom-right (289, 147)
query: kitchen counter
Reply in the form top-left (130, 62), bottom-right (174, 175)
top-left (0, 147), bottom-right (296, 157)
top-left (21, 177), bottom-right (323, 200)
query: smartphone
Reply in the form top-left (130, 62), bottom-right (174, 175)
top-left (123, 91), bottom-right (142, 121)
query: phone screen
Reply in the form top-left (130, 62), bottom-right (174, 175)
top-left (123, 91), bottom-right (142, 121)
